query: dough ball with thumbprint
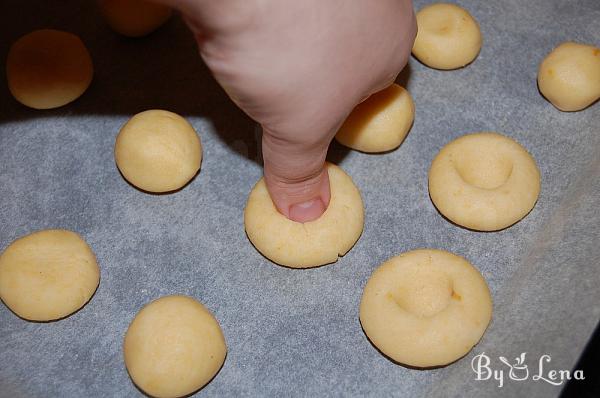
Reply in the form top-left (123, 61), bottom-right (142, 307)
top-left (360, 249), bottom-right (492, 368)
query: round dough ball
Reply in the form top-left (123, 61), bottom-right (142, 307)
top-left (537, 42), bottom-right (600, 112)
top-left (123, 295), bottom-right (227, 398)
top-left (99, 0), bottom-right (172, 37)
top-left (244, 163), bottom-right (364, 268)
top-left (6, 29), bottom-right (93, 109)
top-left (412, 3), bottom-right (482, 70)
top-left (428, 132), bottom-right (540, 231)
top-left (360, 249), bottom-right (492, 368)
top-left (0, 229), bottom-right (100, 321)
top-left (335, 84), bottom-right (415, 153)
top-left (114, 109), bottom-right (202, 192)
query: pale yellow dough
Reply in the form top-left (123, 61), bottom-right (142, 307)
top-left (360, 249), bottom-right (492, 368)
top-left (244, 163), bottom-right (364, 268)
top-left (429, 132), bottom-right (540, 231)
top-left (412, 3), bottom-right (482, 70)
top-left (538, 42), bottom-right (600, 112)
top-left (335, 84), bottom-right (415, 153)
top-left (123, 295), bottom-right (226, 398)
top-left (0, 229), bottom-right (100, 321)
top-left (99, 0), bottom-right (172, 37)
top-left (115, 110), bottom-right (202, 192)
top-left (7, 29), bottom-right (93, 109)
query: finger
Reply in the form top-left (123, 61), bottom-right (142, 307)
top-left (261, 128), bottom-right (331, 223)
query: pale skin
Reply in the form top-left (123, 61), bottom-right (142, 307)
top-left (157, 0), bottom-right (417, 222)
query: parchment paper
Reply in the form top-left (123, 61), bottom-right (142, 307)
top-left (0, 1), bottom-right (599, 397)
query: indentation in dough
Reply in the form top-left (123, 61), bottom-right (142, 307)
top-left (429, 132), bottom-right (541, 231)
top-left (359, 249), bottom-right (493, 368)
top-left (244, 163), bottom-right (364, 268)
top-left (453, 148), bottom-right (514, 190)
top-left (392, 267), bottom-right (453, 317)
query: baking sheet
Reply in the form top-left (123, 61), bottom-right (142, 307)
top-left (0, 1), bottom-right (599, 397)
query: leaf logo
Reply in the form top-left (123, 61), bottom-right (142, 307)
top-left (499, 352), bottom-right (529, 381)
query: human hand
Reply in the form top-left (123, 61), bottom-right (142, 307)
top-left (158, 0), bottom-right (416, 222)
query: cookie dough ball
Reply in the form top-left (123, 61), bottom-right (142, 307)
top-left (244, 163), bottom-right (364, 268)
top-left (537, 42), bottom-right (600, 112)
top-left (412, 3), bottom-right (482, 70)
top-left (429, 132), bottom-right (540, 231)
top-left (99, 0), bottom-right (172, 37)
top-left (360, 249), bottom-right (492, 368)
top-left (0, 229), bottom-right (99, 321)
top-left (115, 110), bottom-right (202, 192)
top-left (335, 84), bottom-right (415, 153)
top-left (124, 295), bottom-right (226, 398)
top-left (6, 29), bottom-right (93, 109)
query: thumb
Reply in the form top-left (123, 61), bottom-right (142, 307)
top-left (261, 128), bottom-right (331, 223)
